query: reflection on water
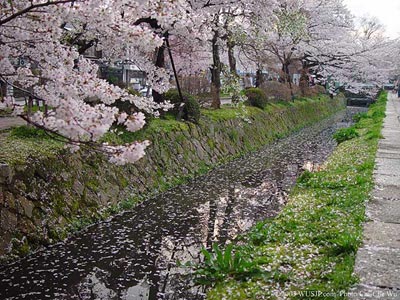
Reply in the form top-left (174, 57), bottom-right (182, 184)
top-left (0, 108), bottom-right (365, 300)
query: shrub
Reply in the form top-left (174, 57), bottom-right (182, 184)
top-left (164, 89), bottom-right (185, 106)
top-left (260, 81), bottom-right (294, 102)
top-left (352, 112), bottom-right (368, 123)
top-left (333, 126), bottom-right (359, 144)
top-left (113, 88), bottom-right (141, 115)
top-left (244, 87), bottom-right (268, 109)
top-left (297, 170), bottom-right (313, 185)
top-left (184, 96), bottom-right (201, 123)
top-left (315, 85), bottom-right (327, 94)
top-left (301, 85), bottom-right (325, 97)
top-left (164, 89), bottom-right (201, 123)
top-left (193, 244), bottom-right (259, 285)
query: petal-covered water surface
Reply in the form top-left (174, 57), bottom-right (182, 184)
top-left (0, 108), bottom-right (366, 300)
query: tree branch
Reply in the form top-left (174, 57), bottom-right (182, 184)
top-left (0, 0), bottom-right (75, 26)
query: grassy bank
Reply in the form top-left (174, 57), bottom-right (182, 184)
top-left (201, 92), bottom-right (387, 299)
top-left (0, 94), bottom-right (337, 165)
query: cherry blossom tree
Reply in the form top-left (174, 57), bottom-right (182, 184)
top-left (185, 0), bottom-right (278, 108)
top-left (0, 0), bottom-right (196, 165)
top-left (238, 0), bottom-right (396, 96)
top-left (1, 0), bottom-right (396, 169)
top-left (305, 12), bottom-right (396, 93)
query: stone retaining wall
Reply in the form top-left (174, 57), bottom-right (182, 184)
top-left (0, 96), bottom-right (345, 259)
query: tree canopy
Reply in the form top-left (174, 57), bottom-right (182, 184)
top-left (1, 0), bottom-right (398, 164)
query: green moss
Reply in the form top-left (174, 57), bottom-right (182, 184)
top-left (0, 132), bottom-right (63, 165)
top-left (71, 199), bottom-right (80, 213)
top-left (175, 133), bottom-right (186, 143)
top-left (53, 196), bottom-right (67, 216)
top-left (118, 196), bottom-right (141, 210)
top-left (207, 138), bottom-right (216, 150)
top-left (228, 129), bottom-right (239, 142)
top-left (86, 179), bottom-right (100, 192)
top-left (68, 216), bottom-right (95, 232)
top-left (119, 176), bottom-right (129, 188)
top-left (48, 227), bottom-right (68, 241)
top-left (201, 106), bottom-right (262, 121)
top-left (101, 118), bottom-right (190, 145)
top-left (11, 237), bottom-right (31, 257)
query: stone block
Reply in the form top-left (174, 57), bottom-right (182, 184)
top-left (0, 163), bottom-right (13, 184)
top-left (18, 197), bottom-right (34, 219)
top-left (375, 175), bottom-right (400, 187)
top-left (4, 191), bottom-right (17, 210)
top-left (374, 158), bottom-right (400, 177)
top-left (0, 208), bottom-right (18, 232)
top-left (354, 246), bottom-right (400, 289)
top-left (367, 197), bottom-right (400, 223)
top-left (73, 180), bottom-right (84, 196)
top-left (362, 221), bottom-right (400, 248)
top-left (373, 184), bottom-right (400, 200)
top-left (349, 285), bottom-right (400, 300)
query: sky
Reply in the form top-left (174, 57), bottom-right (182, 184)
top-left (344, 0), bottom-right (400, 39)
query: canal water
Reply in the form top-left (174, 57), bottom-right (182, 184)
top-left (0, 108), bottom-right (365, 300)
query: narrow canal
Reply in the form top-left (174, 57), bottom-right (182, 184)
top-left (0, 108), bottom-right (365, 300)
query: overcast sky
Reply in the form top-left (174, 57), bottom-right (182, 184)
top-left (344, 0), bottom-right (400, 38)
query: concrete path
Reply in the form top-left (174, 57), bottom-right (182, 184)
top-left (350, 92), bottom-right (400, 299)
top-left (0, 117), bottom-right (26, 131)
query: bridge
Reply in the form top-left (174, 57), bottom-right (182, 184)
top-left (347, 97), bottom-right (375, 107)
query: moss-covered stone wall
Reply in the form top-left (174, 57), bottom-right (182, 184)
top-left (0, 96), bottom-right (345, 259)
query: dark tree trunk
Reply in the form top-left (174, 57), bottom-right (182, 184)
top-left (255, 69), bottom-right (264, 88)
top-left (227, 39), bottom-right (241, 104)
top-left (152, 37), bottom-right (167, 104)
top-left (227, 40), bottom-right (237, 76)
top-left (282, 61), bottom-right (294, 100)
top-left (211, 31), bottom-right (221, 109)
top-left (299, 68), bottom-right (309, 96)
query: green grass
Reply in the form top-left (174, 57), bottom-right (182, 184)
top-left (24, 104), bottom-right (48, 114)
top-left (202, 94), bottom-right (333, 121)
top-left (333, 126), bottom-right (359, 144)
top-left (201, 91), bottom-right (387, 299)
top-left (101, 117), bottom-right (189, 144)
top-left (0, 94), bottom-right (336, 165)
top-left (0, 116), bottom-right (189, 165)
top-left (200, 106), bottom-right (263, 121)
top-left (0, 127), bottom-right (63, 165)
top-left (9, 125), bottom-right (50, 139)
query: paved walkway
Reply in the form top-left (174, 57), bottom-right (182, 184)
top-left (350, 93), bottom-right (400, 299)
top-left (0, 117), bottom-right (26, 131)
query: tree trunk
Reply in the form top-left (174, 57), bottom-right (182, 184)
top-left (211, 31), bottom-right (221, 109)
top-left (227, 40), bottom-right (237, 76)
top-left (282, 62), bottom-right (294, 100)
top-left (255, 69), bottom-right (264, 88)
top-left (152, 40), bottom-right (166, 103)
top-left (227, 39), bottom-right (241, 104)
top-left (299, 68), bottom-right (309, 96)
